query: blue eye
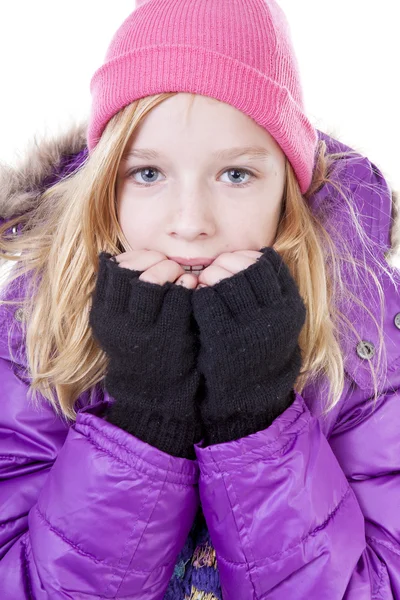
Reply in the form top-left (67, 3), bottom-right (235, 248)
top-left (221, 168), bottom-right (253, 186)
top-left (127, 166), bottom-right (256, 188)
top-left (129, 167), bottom-right (161, 186)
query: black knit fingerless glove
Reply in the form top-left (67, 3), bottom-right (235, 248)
top-left (192, 247), bottom-right (306, 446)
top-left (88, 252), bottom-right (202, 459)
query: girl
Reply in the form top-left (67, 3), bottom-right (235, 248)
top-left (0, 0), bottom-right (399, 598)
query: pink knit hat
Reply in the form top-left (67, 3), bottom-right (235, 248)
top-left (88, 0), bottom-right (318, 194)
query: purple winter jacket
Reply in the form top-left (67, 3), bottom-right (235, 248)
top-left (0, 123), bottom-right (399, 599)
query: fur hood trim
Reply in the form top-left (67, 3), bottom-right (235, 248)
top-left (0, 120), bottom-right (87, 221)
top-left (389, 190), bottom-right (400, 263)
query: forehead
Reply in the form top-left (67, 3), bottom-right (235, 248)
top-left (121, 93), bottom-right (285, 164)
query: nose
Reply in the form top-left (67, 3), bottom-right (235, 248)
top-left (168, 189), bottom-right (216, 240)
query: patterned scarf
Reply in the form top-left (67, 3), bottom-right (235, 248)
top-left (164, 506), bottom-right (222, 600)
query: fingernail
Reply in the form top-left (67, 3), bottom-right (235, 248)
top-left (198, 284), bottom-right (207, 289)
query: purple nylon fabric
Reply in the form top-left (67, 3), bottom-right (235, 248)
top-left (0, 129), bottom-right (399, 599)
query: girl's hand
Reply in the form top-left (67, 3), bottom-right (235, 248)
top-left (191, 246), bottom-right (306, 446)
top-left (195, 250), bottom-right (264, 289)
top-left (113, 250), bottom-right (198, 289)
top-left (89, 251), bottom-right (203, 459)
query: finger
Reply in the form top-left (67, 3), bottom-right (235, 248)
top-left (114, 250), bottom-right (168, 272)
top-left (197, 253), bottom-right (255, 287)
top-left (195, 250), bottom-right (261, 289)
top-left (138, 259), bottom-right (185, 285)
top-left (212, 252), bottom-right (257, 274)
top-left (175, 272), bottom-right (198, 289)
top-left (197, 264), bottom-right (233, 287)
top-left (233, 249), bottom-right (263, 260)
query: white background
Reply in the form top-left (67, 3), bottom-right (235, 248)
top-left (0, 1), bottom-right (398, 189)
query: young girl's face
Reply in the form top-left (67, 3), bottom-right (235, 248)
top-left (116, 93), bottom-right (286, 259)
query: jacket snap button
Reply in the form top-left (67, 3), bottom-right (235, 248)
top-left (14, 308), bottom-right (25, 322)
top-left (394, 313), bottom-right (400, 330)
top-left (356, 341), bottom-right (375, 360)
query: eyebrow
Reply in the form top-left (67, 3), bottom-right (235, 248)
top-left (122, 145), bottom-right (271, 162)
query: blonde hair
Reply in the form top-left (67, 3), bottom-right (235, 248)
top-left (0, 92), bottom-right (398, 424)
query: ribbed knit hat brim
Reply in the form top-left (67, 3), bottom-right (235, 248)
top-left (88, 0), bottom-right (318, 194)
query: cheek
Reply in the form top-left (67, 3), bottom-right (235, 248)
top-left (266, 200), bottom-right (283, 236)
top-left (227, 202), bottom-right (281, 246)
top-left (117, 196), bottom-right (131, 238)
top-left (117, 196), bottom-right (160, 247)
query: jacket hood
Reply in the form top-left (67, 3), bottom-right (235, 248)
top-left (0, 121), bottom-right (87, 222)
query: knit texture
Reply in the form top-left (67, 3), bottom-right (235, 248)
top-left (87, 0), bottom-right (318, 194)
top-left (192, 246), bottom-right (306, 446)
top-left (88, 252), bottom-right (202, 459)
top-left (164, 507), bottom-right (222, 600)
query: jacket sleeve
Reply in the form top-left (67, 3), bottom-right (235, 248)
top-left (194, 387), bottom-right (400, 599)
top-left (0, 356), bottom-right (200, 599)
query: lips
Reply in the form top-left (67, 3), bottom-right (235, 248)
top-left (168, 256), bottom-right (216, 267)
